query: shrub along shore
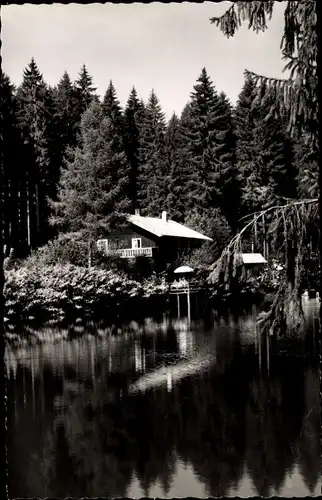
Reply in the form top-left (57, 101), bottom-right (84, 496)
top-left (4, 261), bottom-right (278, 345)
top-left (4, 263), bottom-right (169, 330)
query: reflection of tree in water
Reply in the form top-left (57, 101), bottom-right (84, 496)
top-left (298, 366), bottom-right (321, 493)
top-left (245, 357), bottom-right (308, 496)
top-left (7, 319), bottom-right (321, 498)
top-left (171, 353), bottom-right (251, 497)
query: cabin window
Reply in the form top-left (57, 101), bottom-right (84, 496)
top-left (132, 238), bottom-right (142, 249)
top-left (110, 238), bottom-right (119, 250)
top-left (97, 239), bottom-right (109, 254)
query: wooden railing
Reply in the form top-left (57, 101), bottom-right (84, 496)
top-left (107, 247), bottom-right (153, 258)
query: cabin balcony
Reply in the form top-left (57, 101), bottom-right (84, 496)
top-left (107, 247), bottom-right (153, 258)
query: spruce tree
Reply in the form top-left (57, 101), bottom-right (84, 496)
top-left (211, 91), bottom-right (241, 230)
top-left (137, 90), bottom-right (167, 216)
top-left (16, 58), bottom-right (51, 248)
top-left (54, 71), bottom-right (80, 149)
top-left (255, 90), bottom-right (298, 203)
top-left (123, 87), bottom-right (144, 210)
top-left (185, 207), bottom-right (232, 266)
top-left (235, 77), bottom-right (298, 219)
top-left (0, 71), bottom-right (25, 254)
top-left (102, 80), bottom-right (124, 132)
top-left (164, 113), bottom-right (187, 222)
top-left (182, 68), bottom-right (222, 214)
top-left (50, 101), bottom-right (131, 266)
top-left (74, 64), bottom-right (98, 122)
top-left (234, 76), bottom-right (264, 217)
top-left (294, 135), bottom-right (318, 198)
top-left (211, 1), bottom-right (317, 146)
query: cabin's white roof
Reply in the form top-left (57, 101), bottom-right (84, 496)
top-left (127, 215), bottom-right (212, 241)
top-left (240, 253), bottom-right (267, 264)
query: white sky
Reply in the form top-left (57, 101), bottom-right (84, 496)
top-left (2, 2), bottom-right (286, 119)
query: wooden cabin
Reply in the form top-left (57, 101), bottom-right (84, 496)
top-left (239, 253), bottom-right (267, 279)
top-left (97, 210), bottom-right (212, 272)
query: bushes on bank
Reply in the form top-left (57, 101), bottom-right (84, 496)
top-left (23, 234), bottom-right (125, 270)
top-left (4, 263), bottom-right (168, 326)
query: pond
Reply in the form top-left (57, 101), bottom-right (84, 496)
top-left (5, 298), bottom-right (321, 498)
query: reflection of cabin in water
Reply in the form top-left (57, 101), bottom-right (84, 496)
top-left (96, 210), bottom-right (212, 271)
top-left (239, 253), bottom-right (267, 279)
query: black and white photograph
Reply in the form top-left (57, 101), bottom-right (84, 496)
top-left (1, 1), bottom-right (320, 498)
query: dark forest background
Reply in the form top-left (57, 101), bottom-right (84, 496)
top-left (1, 60), bottom-right (318, 264)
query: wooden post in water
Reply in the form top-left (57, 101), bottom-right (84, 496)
top-left (266, 333), bottom-right (270, 376)
top-left (258, 327), bottom-right (262, 373)
top-left (177, 293), bottom-right (180, 319)
top-left (187, 282), bottom-right (191, 324)
top-left (254, 214), bottom-right (257, 252)
top-left (31, 357), bottom-right (35, 418)
top-left (253, 304), bottom-right (258, 354)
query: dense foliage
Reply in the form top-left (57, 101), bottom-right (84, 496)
top-left (1, 9), bottom-right (318, 336)
top-left (210, 1), bottom-right (318, 147)
top-left (4, 263), bottom-right (168, 326)
top-left (2, 58), bottom-right (315, 264)
top-left (208, 0), bottom-right (319, 337)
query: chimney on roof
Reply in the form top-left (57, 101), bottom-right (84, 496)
top-left (135, 208), bottom-right (140, 215)
top-left (161, 211), bottom-right (168, 222)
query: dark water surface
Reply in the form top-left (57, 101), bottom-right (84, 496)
top-left (6, 299), bottom-right (321, 498)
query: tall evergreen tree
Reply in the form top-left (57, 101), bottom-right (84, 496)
top-left (74, 64), bottom-right (98, 123)
top-left (181, 68), bottom-right (223, 214)
top-left (137, 90), bottom-right (167, 216)
top-left (164, 113), bottom-right (187, 222)
top-left (211, 91), bottom-right (241, 230)
top-left (102, 80), bottom-right (124, 132)
top-left (0, 71), bottom-right (25, 254)
top-left (123, 87), bottom-right (145, 210)
top-left (234, 76), bottom-right (263, 218)
top-left (211, 1), bottom-right (317, 146)
top-left (293, 135), bottom-right (318, 198)
top-left (235, 76), bottom-right (298, 219)
top-left (54, 71), bottom-right (80, 150)
top-left (16, 58), bottom-right (51, 248)
top-left (50, 101), bottom-right (131, 266)
top-left (255, 90), bottom-right (298, 203)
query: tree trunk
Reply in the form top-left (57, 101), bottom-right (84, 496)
top-left (262, 213), bottom-right (266, 259)
top-left (35, 183), bottom-right (40, 245)
top-left (254, 214), bottom-right (257, 252)
top-left (88, 239), bottom-right (93, 269)
top-left (27, 191), bottom-right (31, 250)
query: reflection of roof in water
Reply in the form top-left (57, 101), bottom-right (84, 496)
top-left (128, 353), bottom-right (214, 394)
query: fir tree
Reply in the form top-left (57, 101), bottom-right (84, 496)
top-left (74, 64), bottom-right (98, 120)
top-left (255, 89), bottom-right (298, 203)
top-left (164, 112), bottom-right (187, 222)
top-left (102, 80), bottom-right (124, 131)
top-left (211, 91), bottom-right (240, 230)
top-left (235, 77), bottom-right (298, 219)
top-left (0, 71), bottom-right (26, 254)
top-left (123, 87), bottom-right (144, 210)
top-left (16, 58), bottom-right (51, 248)
top-left (210, 1), bottom-right (317, 146)
top-left (137, 90), bottom-right (167, 216)
top-left (294, 135), bottom-right (319, 198)
top-left (185, 207), bottom-right (232, 266)
top-left (181, 68), bottom-right (222, 213)
top-left (50, 101), bottom-right (131, 266)
top-left (54, 71), bottom-right (80, 149)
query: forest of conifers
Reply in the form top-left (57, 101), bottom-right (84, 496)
top-left (1, 59), bottom-right (319, 264)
